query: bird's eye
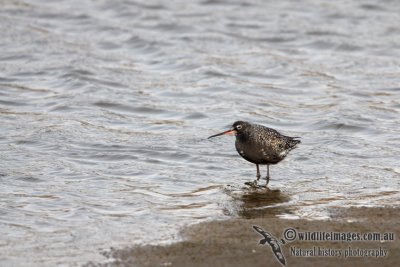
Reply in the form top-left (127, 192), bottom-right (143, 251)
top-left (236, 125), bottom-right (242, 130)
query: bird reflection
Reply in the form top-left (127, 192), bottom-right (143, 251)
top-left (224, 186), bottom-right (294, 219)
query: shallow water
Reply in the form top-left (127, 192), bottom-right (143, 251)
top-left (1, 0), bottom-right (400, 266)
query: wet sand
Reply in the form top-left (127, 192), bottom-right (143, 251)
top-left (89, 206), bottom-right (400, 267)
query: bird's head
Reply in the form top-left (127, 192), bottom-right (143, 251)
top-left (208, 121), bottom-right (250, 139)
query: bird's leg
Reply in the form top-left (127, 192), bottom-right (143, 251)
top-left (252, 164), bottom-right (261, 187)
top-left (245, 164), bottom-right (264, 188)
top-left (265, 164), bottom-right (270, 185)
top-left (256, 164), bottom-right (261, 181)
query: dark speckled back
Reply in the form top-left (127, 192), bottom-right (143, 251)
top-left (234, 122), bottom-right (300, 165)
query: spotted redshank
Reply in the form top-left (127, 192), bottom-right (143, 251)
top-left (208, 121), bottom-right (300, 186)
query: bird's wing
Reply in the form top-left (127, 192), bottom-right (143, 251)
top-left (268, 238), bottom-right (287, 266)
top-left (253, 225), bottom-right (268, 237)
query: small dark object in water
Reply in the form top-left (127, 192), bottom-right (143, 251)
top-left (208, 121), bottom-right (300, 186)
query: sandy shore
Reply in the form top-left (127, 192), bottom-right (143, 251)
top-left (88, 206), bottom-right (399, 267)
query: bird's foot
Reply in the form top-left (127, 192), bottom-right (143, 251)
top-left (244, 180), bottom-right (267, 189)
top-left (244, 180), bottom-right (258, 187)
top-left (264, 176), bottom-right (270, 185)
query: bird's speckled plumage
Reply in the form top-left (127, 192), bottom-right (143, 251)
top-left (208, 120), bottom-right (300, 186)
top-left (233, 121), bottom-right (300, 165)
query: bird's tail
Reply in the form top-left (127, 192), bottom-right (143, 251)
top-left (293, 137), bottom-right (301, 144)
top-left (288, 137), bottom-right (301, 149)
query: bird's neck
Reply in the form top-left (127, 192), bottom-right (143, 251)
top-left (236, 132), bottom-right (248, 142)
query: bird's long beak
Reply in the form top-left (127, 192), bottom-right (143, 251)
top-left (208, 128), bottom-right (236, 139)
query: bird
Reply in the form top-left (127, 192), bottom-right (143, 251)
top-left (208, 121), bottom-right (300, 186)
top-left (252, 225), bottom-right (287, 266)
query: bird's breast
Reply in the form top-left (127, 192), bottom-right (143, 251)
top-left (235, 139), bottom-right (283, 164)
